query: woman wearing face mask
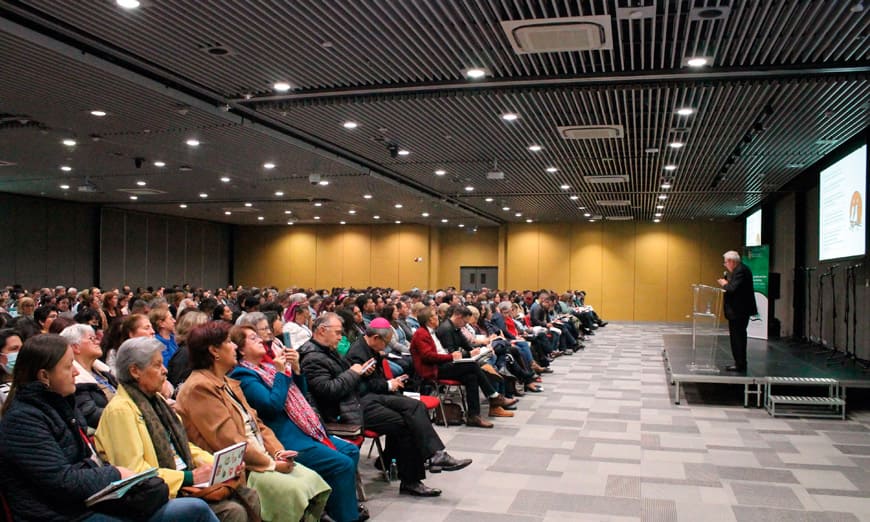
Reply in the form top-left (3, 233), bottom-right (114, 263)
top-left (0, 328), bottom-right (24, 410)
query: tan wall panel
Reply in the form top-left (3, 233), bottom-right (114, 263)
top-left (601, 222), bottom-right (637, 319)
top-left (569, 223), bottom-right (604, 308)
top-left (341, 226), bottom-right (372, 288)
top-left (504, 224), bottom-right (540, 291)
top-left (370, 226), bottom-right (400, 288)
top-left (428, 228), bottom-right (440, 291)
top-left (235, 226), bottom-right (317, 289)
top-left (666, 222), bottom-right (702, 322)
top-left (537, 224), bottom-right (571, 291)
top-left (398, 226), bottom-right (430, 290)
top-left (315, 226), bottom-right (343, 289)
top-left (437, 227), bottom-right (499, 288)
top-left (634, 223), bottom-right (668, 321)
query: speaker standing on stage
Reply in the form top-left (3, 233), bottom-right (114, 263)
top-left (717, 250), bottom-right (757, 373)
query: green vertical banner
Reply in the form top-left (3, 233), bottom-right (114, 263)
top-left (744, 245), bottom-right (769, 340)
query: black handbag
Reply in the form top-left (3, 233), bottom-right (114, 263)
top-left (91, 476), bottom-right (169, 521)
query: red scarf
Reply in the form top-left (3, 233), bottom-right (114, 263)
top-left (240, 360), bottom-right (334, 450)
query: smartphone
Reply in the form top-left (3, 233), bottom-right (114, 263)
top-left (398, 374), bottom-right (409, 382)
top-left (362, 359), bottom-right (377, 372)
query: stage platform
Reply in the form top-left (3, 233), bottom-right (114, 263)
top-left (663, 333), bottom-right (870, 407)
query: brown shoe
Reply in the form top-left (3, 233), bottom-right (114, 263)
top-left (466, 415), bottom-right (494, 428)
top-left (488, 406), bottom-right (514, 418)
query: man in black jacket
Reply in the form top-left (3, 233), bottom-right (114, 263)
top-left (301, 314), bottom-right (470, 498)
top-left (717, 250), bottom-right (758, 373)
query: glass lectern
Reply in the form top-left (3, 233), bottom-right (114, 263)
top-left (690, 284), bottom-right (725, 373)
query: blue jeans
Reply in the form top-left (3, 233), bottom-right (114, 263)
top-left (83, 497), bottom-right (218, 522)
top-left (295, 436), bottom-right (360, 522)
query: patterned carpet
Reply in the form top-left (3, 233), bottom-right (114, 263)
top-left (358, 323), bottom-right (870, 522)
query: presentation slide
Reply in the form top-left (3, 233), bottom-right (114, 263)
top-left (745, 209), bottom-right (762, 246)
top-left (819, 144), bottom-right (866, 261)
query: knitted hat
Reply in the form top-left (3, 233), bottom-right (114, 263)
top-left (369, 317), bottom-right (391, 329)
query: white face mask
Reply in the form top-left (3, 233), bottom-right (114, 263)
top-left (2, 351), bottom-right (18, 374)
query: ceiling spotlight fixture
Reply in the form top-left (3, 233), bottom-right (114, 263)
top-left (314, 202), bottom-right (322, 207)
top-left (570, 195), bottom-right (579, 200)
top-left (199, 193), bottom-right (208, 198)
top-left (116, 0), bottom-right (140, 8)
top-left (59, 184), bottom-right (70, 190)
top-left (153, 161), bottom-right (166, 167)
top-left (348, 210), bottom-right (357, 214)
top-left (434, 169), bottom-right (446, 176)
top-left (527, 144), bottom-right (543, 152)
top-left (653, 218), bottom-right (661, 223)
top-left (186, 139), bottom-right (200, 147)
top-left (62, 139), bottom-right (77, 147)
top-left (224, 211), bottom-right (232, 216)
top-left (525, 219), bottom-right (533, 223)
top-left (686, 56), bottom-right (709, 67)
top-left (129, 195), bottom-right (138, 200)
top-left (658, 194), bottom-right (668, 200)
top-left (584, 212), bottom-right (592, 217)
top-left (394, 203), bottom-right (403, 208)
top-left (501, 112), bottom-right (519, 121)
top-left (669, 141), bottom-right (685, 149)
top-left (578, 206), bottom-right (586, 210)
top-left (464, 186), bottom-right (474, 192)
top-left (676, 107), bottom-right (694, 116)
top-left (661, 181), bottom-right (672, 189)
top-left (60, 165), bottom-right (72, 172)
top-left (136, 180), bottom-right (146, 186)
top-left (373, 215), bottom-right (380, 220)
top-left (395, 220), bottom-right (402, 224)
top-left (363, 194), bottom-right (372, 199)
top-left (342, 121), bottom-right (359, 129)
top-left (514, 212), bottom-right (522, 217)
top-left (463, 67), bottom-right (488, 79)
top-left (589, 219), bottom-right (596, 223)
top-left (274, 191), bottom-right (284, 196)
top-left (263, 162), bottom-right (276, 169)
top-left (179, 204), bottom-right (187, 208)
top-left (287, 221), bottom-right (294, 225)
top-left (318, 180), bottom-right (329, 186)
top-left (340, 221), bottom-right (346, 225)
top-left (220, 176), bottom-right (230, 183)
top-left (502, 206), bottom-right (510, 211)
top-left (313, 216), bottom-right (320, 220)
top-left (258, 216), bottom-right (264, 221)
top-left (421, 212), bottom-right (430, 217)
top-left (90, 110), bottom-right (107, 117)
top-left (397, 149), bottom-right (410, 156)
top-left (664, 165), bottom-right (677, 171)
top-left (284, 210), bottom-right (292, 214)
top-left (458, 224), bottom-right (465, 228)
top-left (560, 184), bottom-right (570, 190)
top-left (441, 219), bottom-right (448, 223)
top-left (546, 167), bottom-right (558, 173)
top-left (273, 81), bottom-right (292, 92)
top-left (656, 205), bottom-right (664, 209)
top-left (485, 197), bottom-right (494, 202)
top-left (244, 202), bottom-right (252, 207)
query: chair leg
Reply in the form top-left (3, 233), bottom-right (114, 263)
top-left (374, 436), bottom-right (389, 481)
top-left (356, 470), bottom-right (367, 501)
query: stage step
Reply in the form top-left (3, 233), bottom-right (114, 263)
top-left (765, 377), bottom-right (845, 420)
top-left (768, 396), bottom-right (845, 406)
top-left (766, 377), bottom-right (839, 385)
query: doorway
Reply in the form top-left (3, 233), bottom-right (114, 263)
top-left (459, 266), bottom-right (498, 291)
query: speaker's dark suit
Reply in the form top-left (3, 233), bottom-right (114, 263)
top-left (722, 262), bottom-right (757, 370)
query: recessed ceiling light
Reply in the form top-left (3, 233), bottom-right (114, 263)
top-left (116, 0), bottom-right (140, 8)
top-left (502, 206), bottom-right (510, 211)
top-left (546, 167), bottom-right (558, 173)
top-left (656, 205), bottom-right (664, 209)
top-left (244, 202), bottom-right (252, 207)
top-left (274, 191), bottom-right (284, 196)
top-left (363, 194), bottom-right (372, 199)
top-left (186, 139), bottom-right (200, 147)
top-left (655, 212), bottom-right (663, 217)
top-left (570, 195), bottom-right (579, 200)
top-left (464, 186), bottom-right (474, 192)
top-left (340, 221), bottom-right (346, 225)
top-left (525, 218), bottom-right (533, 223)
top-left (527, 145), bottom-right (543, 152)
top-left (284, 210), bottom-right (292, 214)
top-left (348, 210), bottom-right (357, 214)
top-left (62, 139), bottom-right (77, 147)
top-left (421, 212), bottom-right (430, 217)
top-left (560, 184), bottom-right (570, 190)
top-left (653, 218), bottom-right (661, 223)
top-left (664, 165), bottom-right (677, 171)
top-left (395, 220), bottom-right (402, 224)
top-left (273, 82), bottom-right (292, 92)
top-left (59, 184), bottom-right (70, 190)
top-left (434, 169), bottom-right (446, 176)
top-left (199, 193), bottom-right (208, 198)
top-left (578, 206), bottom-right (586, 210)
top-left (342, 121), bottom-right (358, 129)
top-left (658, 194), bottom-right (668, 200)
top-left (287, 221), bottom-right (294, 225)
top-left (676, 107), bottom-right (694, 116)
top-left (394, 203), bottom-right (403, 208)
top-left (397, 149), bottom-right (410, 156)
top-left (136, 180), bottom-right (146, 186)
top-left (153, 161), bottom-right (166, 167)
top-left (90, 110), bottom-right (107, 117)
top-left (661, 181), bottom-right (672, 189)
top-left (60, 165), bottom-right (72, 172)
top-left (485, 197), bottom-right (494, 202)
top-left (645, 147), bottom-right (659, 154)
top-left (179, 204), bottom-right (187, 208)
top-left (129, 195), bottom-right (138, 200)
top-left (314, 202), bottom-right (322, 207)
top-left (258, 216), bottom-right (264, 221)
top-left (313, 216), bottom-right (320, 220)
top-left (224, 211), bottom-right (232, 215)
top-left (584, 212), bottom-right (591, 217)
top-left (501, 112), bottom-right (519, 121)
top-left (441, 219), bottom-right (448, 223)
top-left (687, 57), bottom-right (709, 67)
top-left (373, 215), bottom-right (380, 220)
top-left (669, 141), bottom-right (684, 149)
top-left (263, 162), bottom-right (276, 169)
top-left (220, 176), bottom-right (231, 183)
top-left (515, 212), bottom-right (522, 217)
top-left (458, 224), bottom-right (465, 228)
top-left (318, 180), bottom-right (329, 186)
top-left (589, 219), bottom-right (596, 223)
top-left (464, 67), bottom-right (488, 79)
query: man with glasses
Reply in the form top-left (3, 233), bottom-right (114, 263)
top-left (301, 314), bottom-right (471, 498)
top-left (717, 250), bottom-right (757, 373)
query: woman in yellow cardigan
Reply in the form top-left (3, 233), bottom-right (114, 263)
top-left (94, 337), bottom-right (260, 522)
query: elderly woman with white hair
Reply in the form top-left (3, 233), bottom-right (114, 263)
top-left (60, 324), bottom-right (118, 430)
top-left (95, 337), bottom-right (260, 521)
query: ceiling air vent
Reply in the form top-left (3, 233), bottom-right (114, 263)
top-left (118, 188), bottom-right (167, 196)
top-left (595, 199), bottom-right (631, 207)
top-left (558, 125), bottom-right (624, 140)
top-left (605, 216), bottom-right (634, 221)
top-left (584, 175), bottom-right (629, 184)
top-left (501, 16), bottom-right (613, 54)
top-left (689, 6), bottom-right (731, 22)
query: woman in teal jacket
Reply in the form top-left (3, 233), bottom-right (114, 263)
top-left (228, 325), bottom-right (366, 522)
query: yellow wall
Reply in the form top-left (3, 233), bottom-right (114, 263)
top-left (234, 221), bottom-right (740, 322)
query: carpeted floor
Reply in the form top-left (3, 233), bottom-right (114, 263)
top-left (357, 322), bottom-right (870, 521)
